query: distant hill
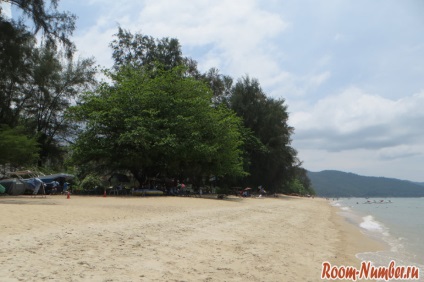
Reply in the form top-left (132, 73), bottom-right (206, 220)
top-left (307, 170), bottom-right (424, 198)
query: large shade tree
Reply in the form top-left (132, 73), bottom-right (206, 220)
top-left (230, 76), bottom-right (298, 193)
top-left (68, 66), bottom-right (245, 185)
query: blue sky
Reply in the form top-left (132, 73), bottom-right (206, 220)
top-left (5, 0), bottom-right (424, 181)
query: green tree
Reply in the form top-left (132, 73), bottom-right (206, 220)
top-left (229, 76), bottom-right (298, 192)
top-left (0, 18), bottom-right (35, 127)
top-left (0, 125), bottom-right (39, 170)
top-left (0, 19), bottom-right (96, 168)
top-left (202, 67), bottom-right (233, 106)
top-left (110, 27), bottom-right (182, 71)
top-left (110, 27), bottom-right (201, 78)
top-left (1, 0), bottom-right (76, 56)
top-left (68, 66), bottom-right (245, 184)
top-left (291, 166), bottom-right (314, 195)
top-left (19, 44), bottom-right (96, 166)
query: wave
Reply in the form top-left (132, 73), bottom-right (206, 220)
top-left (359, 215), bottom-right (385, 232)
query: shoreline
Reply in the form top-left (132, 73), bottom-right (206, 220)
top-left (329, 202), bottom-right (386, 267)
top-left (0, 195), bottom-right (385, 281)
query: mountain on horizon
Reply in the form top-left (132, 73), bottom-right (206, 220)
top-left (307, 170), bottom-right (424, 198)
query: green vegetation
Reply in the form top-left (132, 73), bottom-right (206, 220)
top-left (1, 2), bottom-right (312, 194)
top-left (0, 125), bottom-right (39, 169)
top-left (68, 66), bottom-right (245, 184)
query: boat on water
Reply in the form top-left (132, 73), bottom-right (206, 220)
top-left (363, 199), bottom-right (393, 204)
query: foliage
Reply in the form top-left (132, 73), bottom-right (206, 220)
top-left (1, 0), bottom-right (76, 57)
top-left (111, 28), bottom-right (182, 72)
top-left (202, 67), bottom-right (233, 106)
top-left (0, 16), bottom-right (97, 167)
top-left (288, 179), bottom-right (305, 195)
top-left (286, 177), bottom-right (315, 196)
top-left (0, 125), bottom-right (39, 168)
top-left (19, 44), bottom-right (97, 166)
top-left (288, 166), bottom-right (315, 195)
top-left (229, 76), bottom-right (298, 192)
top-left (79, 174), bottom-right (102, 190)
top-left (0, 18), bottom-right (35, 127)
top-left (68, 65), bottom-right (245, 184)
top-left (0, 1), bottom-right (95, 170)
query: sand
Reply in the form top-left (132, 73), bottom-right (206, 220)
top-left (0, 195), bottom-right (382, 281)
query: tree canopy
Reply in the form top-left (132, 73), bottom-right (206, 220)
top-left (1, 0), bottom-right (76, 56)
top-left (229, 76), bottom-right (298, 192)
top-left (68, 66), bottom-right (245, 184)
top-left (1, 18), bottom-right (312, 195)
top-left (0, 3), bottom-right (96, 170)
top-left (0, 125), bottom-right (39, 170)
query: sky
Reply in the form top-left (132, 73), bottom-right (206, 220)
top-left (6, 0), bottom-right (424, 182)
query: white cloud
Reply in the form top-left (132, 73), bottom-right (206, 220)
top-left (0, 2), bottom-right (12, 19)
top-left (72, 0), bottom-right (289, 78)
top-left (309, 71), bottom-right (331, 87)
top-left (73, 23), bottom-right (116, 69)
top-left (291, 88), bottom-right (424, 151)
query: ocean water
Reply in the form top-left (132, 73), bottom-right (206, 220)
top-left (332, 198), bottom-right (424, 279)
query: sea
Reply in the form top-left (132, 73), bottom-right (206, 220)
top-left (331, 198), bottom-right (424, 279)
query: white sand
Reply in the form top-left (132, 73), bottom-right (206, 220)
top-left (0, 195), bottom-right (382, 281)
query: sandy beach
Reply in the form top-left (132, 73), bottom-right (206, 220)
top-left (0, 195), bottom-right (382, 281)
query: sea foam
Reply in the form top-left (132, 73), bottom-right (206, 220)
top-left (359, 215), bottom-right (384, 232)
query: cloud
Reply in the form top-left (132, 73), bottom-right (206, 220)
top-left (70, 0), bottom-right (334, 101)
top-left (72, 0), bottom-right (290, 78)
top-left (378, 145), bottom-right (421, 161)
top-left (0, 2), bottom-right (12, 19)
top-left (291, 88), bottom-right (424, 152)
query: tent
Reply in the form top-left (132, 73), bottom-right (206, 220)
top-left (0, 178), bottom-right (28, 195)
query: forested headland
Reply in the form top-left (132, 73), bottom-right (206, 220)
top-left (308, 170), bottom-right (424, 197)
top-left (0, 0), bottom-right (314, 195)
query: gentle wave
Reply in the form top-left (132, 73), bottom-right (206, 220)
top-left (359, 215), bottom-right (385, 232)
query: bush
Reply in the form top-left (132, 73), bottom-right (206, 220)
top-left (80, 174), bottom-right (102, 191)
